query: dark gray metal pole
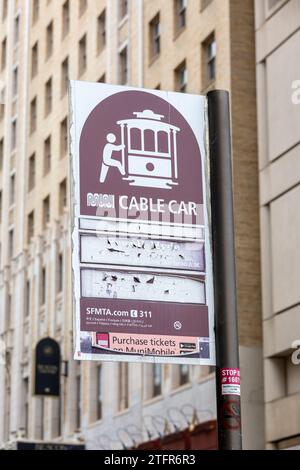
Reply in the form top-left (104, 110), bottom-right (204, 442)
top-left (207, 90), bottom-right (242, 450)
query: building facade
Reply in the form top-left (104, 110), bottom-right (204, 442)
top-left (255, 0), bottom-right (300, 449)
top-left (0, 0), bottom-right (263, 449)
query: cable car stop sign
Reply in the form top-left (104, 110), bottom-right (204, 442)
top-left (70, 81), bottom-right (215, 366)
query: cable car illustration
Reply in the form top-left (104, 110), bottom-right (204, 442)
top-left (99, 109), bottom-right (180, 189)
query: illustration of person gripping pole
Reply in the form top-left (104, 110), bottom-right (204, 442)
top-left (99, 133), bottom-right (125, 183)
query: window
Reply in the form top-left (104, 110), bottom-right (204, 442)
top-left (30, 97), bottom-right (37, 133)
top-left (57, 253), bottom-right (63, 293)
top-left (0, 87), bottom-right (4, 119)
top-left (76, 374), bottom-right (81, 430)
top-left (0, 138), bottom-right (4, 170)
top-left (6, 292), bottom-right (11, 328)
top-left (28, 153), bottom-right (36, 191)
top-left (14, 15), bottom-right (20, 44)
top-left (78, 34), bottom-right (87, 76)
top-left (23, 378), bottom-right (29, 436)
top-left (10, 173), bottom-right (15, 205)
top-left (200, 0), bottom-right (213, 11)
top-left (149, 14), bottom-right (160, 59)
top-left (175, 60), bottom-right (187, 92)
top-left (8, 229), bottom-right (14, 259)
top-left (46, 21), bottom-right (53, 59)
top-left (96, 365), bottom-right (102, 420)
top-left (57, 394), bottom-right (62, 438)
top-left (119, 46), bottom-right (128, 85)
top-left (40, 398), bottom-right (44, 440)
top-left (202, 34), bottom-right (216, 86)
top-left (43, 195), bottom-right (50, 228)
top-left (60, 117), bottom-right (68, 156)
top-left (40, 267), bottom-right (46, 306)
top-left (2, 0), bottom-right (8, 20)
top-left (179, 364), bottom-right (190, 385)
top-left (12, 67), bottom-right (18, 97)
top-left (43, 136), bottom-right (51, 175)
top-left (32, 0), bottom-right (39, 24)
top-left (174, 0), bottom-right (186, 33)
top-left (45, 77), bottom-right (52, 116)
top-left (1, 37), bottom-right (7, 70)
top-left (62, 0), bottom-right (70, 38)
top-left (59, 178), bottom-right (67, 214)
top-left (152, 364), bottom-right (162, 397)
top-left (119, 0), bottom-right (128, 20)
top-left (79, 0), bottom-right (87, 17)
top-left (11, 118), bottom-right (17, 150)
top-left (61, 57), bottom-right (69, 97)
top-left (31, 42), bottom-right (38, 77)
top-left (25, 281), bottom-right (30, 318)
top-left (27, 211), bottom-right (34, 243)
top-left (97, 10), bottom-right (106, 54)
top-left (118, 363), bottom-right (129, 411)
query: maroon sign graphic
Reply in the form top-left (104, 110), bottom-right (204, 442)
top-left (80, 298), bottom-right (209, 337)
top-left (79, 90), bottom-right (204, 224)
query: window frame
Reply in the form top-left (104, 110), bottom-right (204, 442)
top-left (78, 34), bottom-right (87, 76)
top-left (59, 178), bottom-right (67, 214)
top-left (119, 0), bottom-right (128, 21)
top-left (31, 41), bottom-right (39, 78)
top-left (30, 97), bottom-right (37, 134)
top-left (62, 0), bottom-right (70, 38)
top-left (60, 117), bottom-right (68, 157)
top-left (11, 117), bottom-right (18, 150)
top-left (97, 10), bottom-right (106, 54)
top-left (179, 364), bottom-right (190, 386)
top-left (119, 44), bottom-right (128, 85)
top-left (174, 0), bottom-right (187, 35)
top-left (42, 195), bottom-right (50, 229)
top-left (45, 77), bottom-right (53, 116)
top-left (202, 33), bottom-right (216, 88)
top-left (61, 56), bottom-right (69, 98)
top-left (175, 60), bottom-right (187, 93)
top-left (43, 136), bottom-right (51, 176)
top-left (27, 211), bottom-right (35, 243)
top-left (46, 21), bottom-right (54, 60)
top-left (1, 37), bottom-right (7, 71)
top-left (28, 153), bottom-right (36, 191)
top-left (149, 13), bottom-right (161, 61)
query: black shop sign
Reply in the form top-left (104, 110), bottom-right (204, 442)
top-left (34, 337), bottom-right (60, 396)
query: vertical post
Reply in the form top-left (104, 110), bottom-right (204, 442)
top-left (207, 90), bottom-right (242, 450)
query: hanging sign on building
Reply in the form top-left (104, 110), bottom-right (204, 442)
top-left (70, 81), bottom-right (215, 365)
top-left (15, 441), bottom-right (85, 450)
top-left (34, 337), bottom-right (60, 396)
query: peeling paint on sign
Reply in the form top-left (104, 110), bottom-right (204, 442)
top-left (80, 234), bottom-right (205, 271)
top-left (81, 269), bottom-right (205, 304)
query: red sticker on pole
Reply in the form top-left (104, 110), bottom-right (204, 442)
top-left (220, 368), bottom-right (240, 396)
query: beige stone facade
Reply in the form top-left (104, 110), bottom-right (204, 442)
top-left (0, 0), bottom-right (263, 449)
top-left (255, 0), bottom-right (300, 449)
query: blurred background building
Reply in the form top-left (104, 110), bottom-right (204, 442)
top-left (255, 0), bottom-right (300, 450)
top-left (3, 0), bottom-right (297, 450)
